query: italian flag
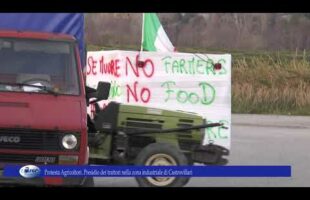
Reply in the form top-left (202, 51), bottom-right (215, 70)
top-left (142, 13), bottom-right (176, 52)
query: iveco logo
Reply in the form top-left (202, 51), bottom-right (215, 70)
top-left (0, 136), bottom-right (21, 143)
top-left (19, 165), bottom-right (41, 178)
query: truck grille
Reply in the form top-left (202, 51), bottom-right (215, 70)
top-left (0, 129), bottom-right (80, 151)
top-left (0, 153), bottom-right (58, 166)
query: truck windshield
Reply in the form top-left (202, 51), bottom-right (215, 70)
top-left (0, 38), bottom-right (80, 95)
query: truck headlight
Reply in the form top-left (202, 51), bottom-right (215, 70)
top-left (62, 134), bottom-right (78, 150)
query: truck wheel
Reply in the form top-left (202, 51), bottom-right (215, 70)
top-left (82, 177), bottom-right (94, 187)
top-left (134, 143), bottom-right (190, 187)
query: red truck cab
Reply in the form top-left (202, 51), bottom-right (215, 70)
top-left (0, 31), bottom-right (89, 186)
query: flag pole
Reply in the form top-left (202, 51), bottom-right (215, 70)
top-left (137, 13), bottom-right (145, 67)
top-left (140, 13), bottom-right (145, 52)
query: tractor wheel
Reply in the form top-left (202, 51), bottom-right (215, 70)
top-left (134, 143), bottom-right (190, 187)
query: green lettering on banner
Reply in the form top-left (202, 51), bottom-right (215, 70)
top-left (206, 120), bottom-right (217, 139)
top-left (196, 59), bottom-right (205, 74)
top-left (172, 60), bottom-right (179, 73)
top-left (177, 90), bottom-right (188, 103)
top-left (161, 81), bottom-right (216, 106)
top-left (109, 81), bottom-right (122, 99)
top-left (188, 92), bottom-right (199, 104)
top-left (160, 81), bottom-right (176, 102)
top-left (161, 56), bottom-right (227, 76)
top-left (218, 59), bottom-right (227, 75)
top-left (206, 120), bottom-right (229, 140)
top-left (188, 57), bottom-right (195, 75)
top-left (199, 82), bottom-right (216, 105)
top-left (179, 59), bottom-right (187, 74)
top-left (218, 120), bottom-right (229, 139)
top-left (206, 59), bottom-right (216, 75)
top-left (162, 56), bottom-right (171, 74)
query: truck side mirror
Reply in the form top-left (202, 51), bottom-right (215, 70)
top-left (96, 81), bottom-right (110, 101)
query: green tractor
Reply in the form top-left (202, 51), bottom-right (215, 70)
top-left (86, 84), bottom-right (229, 187)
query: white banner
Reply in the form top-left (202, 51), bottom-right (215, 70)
top-left (86, 50), bottom-right (231, 149)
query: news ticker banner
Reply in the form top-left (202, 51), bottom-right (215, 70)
top-left (3, 165), bottom-right (291, 178)
top-left (86, 51), bottom-right (231, 149)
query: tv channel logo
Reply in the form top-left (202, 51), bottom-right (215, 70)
top-left (19, 165), bottom-right (41, 178)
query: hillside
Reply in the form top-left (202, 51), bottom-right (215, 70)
top-left (85, 13), bottom-right (310, 51)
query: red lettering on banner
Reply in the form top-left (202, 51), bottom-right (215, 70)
top-left (90, 104), bottom-right (95, 119)
top-left (101, 103), bottom-right (108, 110)
top-left (127, 81), bottom-right (138, 102)
top-left (125, 55), bottom-right (155, 78)
top-left (99, 56), bottom-right (121, 78)
top-left (87, 56), bottom-right (97, 75)
top-left (142, 58), bottom-right (155, 78)
top-left (126, 56), bottom-right (139, 77)
top-left (114, 59), bottom-right (120, 77)
top-left (90, 102), bottom-right (109, 119)
top-left (126, 81), bottom-right (151, 103)
top-left (140, 87), bottom-right (151, 103)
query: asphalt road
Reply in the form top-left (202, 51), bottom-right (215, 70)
top-left (94, 114), bottom-right (310, 187)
